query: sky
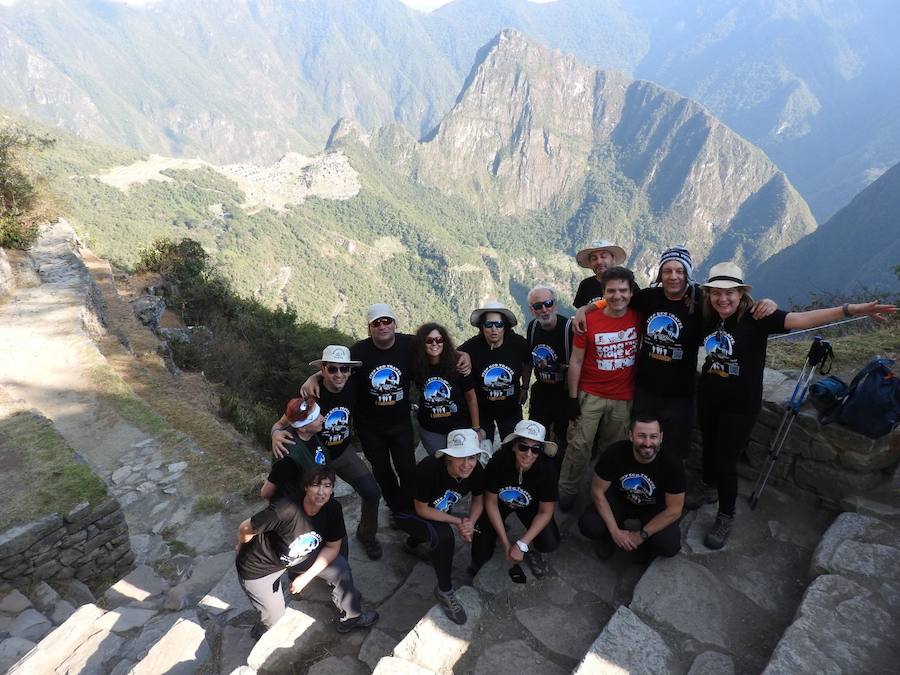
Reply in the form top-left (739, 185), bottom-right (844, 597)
top-left (400, 0), bottom-right (558, 11)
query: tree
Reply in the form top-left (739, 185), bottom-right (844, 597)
top-left (0, 128), bottom-right (54, 248)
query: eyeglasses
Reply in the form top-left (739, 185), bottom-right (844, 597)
top-left (424, 336), bottom-right (444, 345)
top-left (530, 299), bottom-right (555, 310)
top-left (325, 365), bottom-right (351, 374)
top-left (515, 442), bottom-right (543, 455)
top-left (483, 320), bottom-right (505, 329)
top-left (370, 317), bottom-right (394, 327)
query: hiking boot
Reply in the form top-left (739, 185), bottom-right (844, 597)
top-left (336, 609), bottom-right (379, 633)
top-left (434, 587), bottom-right (467, 625)
top-left (524, 550), bottom-right (548, 579)
top-left (704, 512), bottom-right (734, 550)
top-left (685, 481), bottom-right (718, 510)
top-left (402, 536), bottom-right (431, 562)
top-left (594, 536), bottom-right (615, 561)
top-left (250, 622), bottom-right (267, 641)
top-left (356, 532), bottom-right (383, 560)
top-left (558, 492), bottom-right (576, 513)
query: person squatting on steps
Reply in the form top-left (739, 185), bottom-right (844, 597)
top-left (394, 429), bottom-right (486, 625)
top-left (471, 420), bottom-right (561, 581)
top-left (236, 466), bottom-right (379, 638)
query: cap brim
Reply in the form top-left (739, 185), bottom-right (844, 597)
top-left (309, 359), bottom-right (363, 367)
top-left (435, 445), bottom-right (483, 458)
top-left (501, 432), bottom-right (558, 457)
top-left (702, 281), bottom-right (752, 291)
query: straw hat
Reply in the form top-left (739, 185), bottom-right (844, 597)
top-left (702, 262), bottom-right (752, 291)
top-left (575, 240), bottom-right (627, 269)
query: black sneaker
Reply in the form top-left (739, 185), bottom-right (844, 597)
top-left (704, 512), bottom-right (734, 550)
top-left (434, 587), bottom-right (467, 625)
top-left (524, 550), bottom-right (548, 579)
top-left (356, 533), bottom-right (383, 560)
top-left (594, 536), bottom-right (615, 560)
top-left (685, 481), bottom-right (718, 510)
top-left (250, 622), bottom-right (267, 641)
top-left (336, 609), bottom-right (379, 633)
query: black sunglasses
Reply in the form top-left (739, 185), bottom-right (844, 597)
top-left (483, 320), bottom-right (505, 329)
top-left (370, 317), bottom-right (394, 327)
top-left (515, 441), bottom-right (543, 455)
top-left (326, 365), bottom-right (351, 374)
top-left (530, 299), bottom-right (555, 310)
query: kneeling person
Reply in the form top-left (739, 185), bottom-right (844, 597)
top-left (472, 420), bottom-right (560, 580)
top-left (578, 415), bottom-right (684, 560)
top-left (236, 467), bottom-right (378, 636)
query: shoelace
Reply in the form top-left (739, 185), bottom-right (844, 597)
top-left (710, 516), bottom-right (730, 538)
top-left (441, 590), bottom-right (463, 613)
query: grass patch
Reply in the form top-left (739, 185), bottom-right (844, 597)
top-left (192, 495), bottom-right (222, 515)
top-left (0, 411), bottom-right (107, 531)
top-left (90, 363), bottom-right (174, 439)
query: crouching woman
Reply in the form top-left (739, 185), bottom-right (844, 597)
top-left (235, 466), bottom-right (378, 637)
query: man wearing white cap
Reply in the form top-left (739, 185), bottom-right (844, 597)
top-left (269, 345), bottom-right (383, 560)
top-left (573, 239), bottom-right (628, 308)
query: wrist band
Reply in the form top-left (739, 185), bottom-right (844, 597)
top-left (842, 303), bottom-right (851, 317)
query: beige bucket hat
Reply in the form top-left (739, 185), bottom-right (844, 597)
top-left (501, 419), bottom-right (558, 457)
top-left (575, 239), bottom-right (627, 269)
top-left (702, 262), bottom-right (752, 291)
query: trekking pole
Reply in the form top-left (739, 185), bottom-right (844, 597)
top-left (749, 336), bottom-right (833, 509)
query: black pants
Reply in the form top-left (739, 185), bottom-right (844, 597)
top-left (471, 503), bottom-right (560, 569)
top-left (633, 389), bottom-right (694, 460)
top-left (578, 490), bottom-right (680, 557)
top-left (356, 420), bottom-right (415, 512)
top-left (529, 382), bottom-right (569, 463)
top-left (394, 510), bottom-right (458, 592)
top-left (480, 403), bottom-right (522, 444)
top-left (696, 391), bottom-right (759, 517)
top-left (329, 449), bottom-right (381, 542)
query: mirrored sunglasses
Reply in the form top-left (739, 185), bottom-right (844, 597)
top-left (325, 365), bottom-right (351, 374)
top-left (370, 317), bottom-right (394, 327)
top-left (425, 336), bottom-right (444, 345)
top-left (483, 320), bottom-right (505, 329)
top-left (530, 299), bottom-right (555, 310)
top-left (515, 441), bottom-right (543, 455)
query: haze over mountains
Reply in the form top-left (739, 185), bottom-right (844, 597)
top-left (2, 0), bottom-right (899, 220)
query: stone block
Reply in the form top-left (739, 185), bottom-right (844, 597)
top-left (217, 625), bottom-right (258, 675)
top-left (61, 529), bottom-right (88, 547)
top-left (129, 614), bottom-right (210, 675)
top-left (745, 440), bottom-right (793, 480)
top-left (573, 606), bottom-right (674, 675)
top-left (372, 656), bottom-right (437, 674)
top-left (198, 565), bottom-right (252, 620)
top-left (0, 514), bottom-right (64, 557)
top-left (9, 609), bottom-right (52, 642)
top-left (373, 562), bottom-right (437, 633)
top-left (0, 637), bottom-right (34, 672)
top-left (50, 600), bottom-right (77, 625)
top-left (810, 512), bottom-right (897, 577)
top-left (0, 590), bottom-right (32, 613)
top-left (95, 607), bottom-right (158, 633)
top-left (839, 495), bottom-right (900, 519)
top-left (56, 629), bottom-right (123, 674)
top-left (359, 628), bottom-right (398, 671)
top-left (308, 655), bottom-right (369, 675)
top-left (794, 458), bottom-right (883, 499)
top-left (392, 586), bottom-right (481, 672)
top-left (120, 609), bottom-right (195, 662)
top-left (827, 540), bottom-right (900, 581)
top-left (687, 651), bottom-right (735, 675)
top-left (105, 565), bottom-right (167, 606)
top-left (30, 582), bottom-right (61, 614)
top-left (7, 604), bottom-right (105, 674)
top-left (473, 639), bottom-right (567, 675)
top-left (164, 551), bottom-right (234, 612)
top-left (31, 560), bottom-right (63, 581)
top-left (515, 596), bottom-right (611, 661)
top-left (63, 579), bottom-right (96, 607)
top-left (837, 443), bottom-right (900, 472)
top-left (246, 607), bottom-right (322, 672)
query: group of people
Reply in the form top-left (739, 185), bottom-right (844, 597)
top-left (234, 239), bottom-right (895, 634)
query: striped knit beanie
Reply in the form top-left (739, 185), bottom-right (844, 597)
top-left (654, 246), bottom-right (694, 284)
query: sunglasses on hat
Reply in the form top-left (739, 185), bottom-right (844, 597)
top-left (515, 441), bottom-right (543, 455)
top-left (483, 320), bottom-right (505, 329)
top-left (370, 317), bottom-right (394, 327)
top-left (424, 336), bottom-right (444, 345)
top-left (325, 365), bottom-right (351, 374)
top-left (530, 299), bottom-right (555, 310)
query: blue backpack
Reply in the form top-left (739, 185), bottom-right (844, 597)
top-left (809, 375), bottom-right (849, 420)
top-left (835, 357), bottom-right (900, 438)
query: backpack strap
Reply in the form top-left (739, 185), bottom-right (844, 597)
top-left (527, 318), bottom-right (536, 346)
top-left (846, 357), bottom-right (894, 397)
top-left (563, 317), bottom-right (573, 364)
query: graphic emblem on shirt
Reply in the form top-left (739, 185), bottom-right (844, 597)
top-left (645, 313), bottom-right (685, 362)
top-left (313, 445), bottom-right (326, 465)
top-left (424, 377), bottom-right (457, 419)
top-left (620, 473), bottom-right (657, 505)
top-left (281, 531), bottom-right (323, 566)
top-left (481, 363), bottom-right (515, 400)
top-left (433, 489), bottom-right (462, 512)
top-left (703, 330), bottom-right (739, 377)
top-left (498, 486), bottom-right (532, 508)
top-left (532, 344), bottom-right (562, 383)
top-left (369, 365), bottom-right (403, 405)
top-left (322, 407), bottom-right (350, 446)
top-left (592, 327), bottom-right (638, 371)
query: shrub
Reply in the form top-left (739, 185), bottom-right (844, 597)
top-left (0, 128), bottom-right (54, 249)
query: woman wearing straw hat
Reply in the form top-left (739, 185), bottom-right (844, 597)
top-left (695, 262), bottom-right (895, 550)
top-left (394, 429), bottom-right (486, 625)
top-left (458, 300), bottom-right (531, 444)
top-left (471, 420), bottom-right (560, 581)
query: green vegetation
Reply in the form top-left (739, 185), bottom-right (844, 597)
top-left (0, 127), bottom-right (53, 249)
top-left (89, 362), bottom-right (175, 440)
top-left (0, 410), bottom-right (107, 531)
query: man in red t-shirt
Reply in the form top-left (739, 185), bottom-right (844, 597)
top-left (559, 267), bottom-right (640, 511)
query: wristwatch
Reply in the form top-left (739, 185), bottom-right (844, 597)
top-left (515, 539), bottom-right (529, 553)
top-left (639, 529), bottom-right (649, 541)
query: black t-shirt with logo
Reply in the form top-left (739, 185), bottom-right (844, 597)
top-left (595, 440), bottom-right (685, 513)
top-left (699, 310), bottom-right (788, 411)
top-left (574, 276), bottom-right (605, 308)
top-left (631, 287), bottom-right (703, 398)
top-left (236, 497), bottom-right (346, 580)
top-left (527, 316), bottom-right (573, 386)
top-left (413, 455), bottom-right (485, 515)
top-left (484, 445), bottom-right (558, 510)
top-left (459, 332), bottom-right (530, 416)
top-left (267, 432), bottom-right (331, 500)
top-left (351, 334), bottom-right (414, 427)
top-left (318, 380), bottom-right (355, 456)
top-left (416, 364), bottom-right (475, 435)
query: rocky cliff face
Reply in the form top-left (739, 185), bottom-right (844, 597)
top-left (378, 30), bottom-right (817, 278)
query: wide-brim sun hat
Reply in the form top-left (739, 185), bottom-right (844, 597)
top-left (435, 428), bottom-right (485, 459)
top-left (501, 419), bottom-right (558, 457)
top-left (702, 262), bottom-right (752, 292)
top-left (286, 397), bottom-right (322, 429)
top-left (575, 239), bottom-right (627, 269)
top-left (310, 344), bottom-right (362, 368)
top-left (366, 303), bottom-right (397, 324)
top-left (469, 300), bottom-right (518, 328)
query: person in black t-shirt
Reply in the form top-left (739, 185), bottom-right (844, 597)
top-left (458, 301), bottom-right (531, 444)
top-left (394, 429), bottom-right (485, 625)
top-left (573, 239), bottom-right (627, 308)
top-left (412, 322), bottom-right (481, 455)
top-left (236, 467), bottom-right (379, 637)
top-left (268, 345), bottom-right (384, 560)
top-left (524, 284), bottom-right (573, 462)
top-left (472, 420), bottom-right (560, 580)
top-left (578, 415), bottom-right (685, 561)
top-left (694, 262), bottom-right (894, 550)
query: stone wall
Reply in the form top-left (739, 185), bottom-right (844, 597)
top-left (0, 498), bottom-right (133, 593)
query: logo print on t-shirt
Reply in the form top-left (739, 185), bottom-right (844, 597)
top-left (498, 486), bottom-right (532, 508)
top-left (620, 473), bottom-right (657, 505)
top-left (592, 327), bottom-right (638, 371)
top-left (482, 364), bottom-right (515, 400)
top-left (281, 531), bottom-right (323, 566)
top-left (532, 345), bottom-right (562, 382)
top-left (424, 377), bottom-right (457, 419)
top-left (646, 313), bottom-right (685, 363)
top-left (433, 489), bottom-right (461, 512)
top-left (322, 407), bottom-right (350, 446)
top-left (369, 365), bottom-right (403, 405)
top-left (703, 330), bottom-right (739, 377)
